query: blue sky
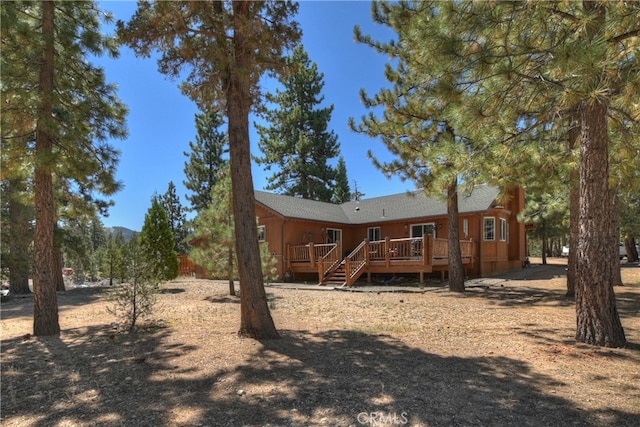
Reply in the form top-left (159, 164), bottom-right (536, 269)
top-left (96, 1), bottom-right (411, 231)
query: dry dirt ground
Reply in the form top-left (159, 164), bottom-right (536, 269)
top-left (1, 259), bottom-right (639, 427)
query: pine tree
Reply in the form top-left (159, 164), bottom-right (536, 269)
top-left (60, 214), bottom-right (105, 283)
top-left (332, 156), bottom-right (351, 204)
top-left (352, 2), bottom-right (483, 292)
top-left (139, 197), bottom-right (179, 282)
top-left (2, 1), bottom-right (127, 336)
top-left (189, 167), bottom-right (278, 295)
top-left (189, 169), bottom-right (237, 296)
top-left (119, 1), bottom-right (300, 339)
top-left (183, 111), bottom-right (228, 213)
top-left (422, 1), bottom-right (638, 346)
top-left (255, 45), bottom-right (340, 202)
top-left (100, 231), bottom-right (126, 287)
top-left (0, 177), bottom-right (33, 294)
top-left (107, 235), bottom-right (158, 332)
top-left (161, 181), bottom-right (188, 254)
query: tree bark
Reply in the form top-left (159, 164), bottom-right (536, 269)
top-left (228, 246), bottom-right (236, 296)
top-left (446, 180), bottom-right (465, 292)
top-left (228, 1), bottom-right (278, 339)
top-left (33, 0), bottom-right (60, 336)
top-left (575, 99), bottom-right (625, 347)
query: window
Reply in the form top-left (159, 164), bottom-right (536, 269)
top-left (463, 218), bottom-right (469, 238)
top-left (484, 217), bottom-right (495, 241)
top-left (257, 225), bottom-right (266, 242)
top-left (500, 218), bottom-right (508, 242)
top-left (411, 223), bottom-right (436, 238)
top-left (368, 226), bottom-right (381, 242)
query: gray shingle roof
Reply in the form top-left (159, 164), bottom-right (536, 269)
top-left (255, 184), bottom-right (501, 225)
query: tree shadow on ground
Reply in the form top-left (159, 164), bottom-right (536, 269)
top-left (3, 326), bottom-right (639, 426)
top-left (0, 287), bottom-right (106, 321)
top-left (205, 292), bottom-right (281, 306)
top-left (462, 284), bottom-right (575, 308)
top-left (205, 295), bottom-right (240, 304)
top-left (505, 263), bottom-right (568, 281)
top-left (159, 288), bottom-right (186, 294)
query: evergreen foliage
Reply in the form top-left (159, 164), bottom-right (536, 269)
top-left (183, 111), bottom-right (229, 213)
top-left (99, 230), bottom-right (127, 287)
top-left (0, 177), bottom-right (33, 294)
top-left (139, 197), bottom-right (179, 282)
top-left (352, 2), bottom-right (484, 291)
top-left (355, 1), bottom-right (638, 346)
top-left (189, 167), bottom-right (278, 293)
top-left (107, 235), bottom-right (158, 333)
top-left (1, 1), bottom-right (127, 335)
top-left (332, 156), bottom-right (351, 204)
top-left (60, 214), bottom-right (106, 283)
top-left (255, 45), bottom-right (340, 202)
top-left (118, 0), bottom-right (300, 339)
top-left (160, 181), bottom-right (189, 254)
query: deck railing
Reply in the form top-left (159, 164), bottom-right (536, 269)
top-left (317, 244), bottom-right (341, 281)
top-left (460, 240), bottom-right (474, 259)
top-left (290, 237), bottom-right (474, 285)
top-left (433, 238), bottom-right (475, 259)
top-left (344, 239), bottom-right (368, 286)
top-left (287, 242), bottom-right (337, 268)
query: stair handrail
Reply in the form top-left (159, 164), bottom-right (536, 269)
top-left (318, 243), bottom-right (341, 282)
top-left (345, 239), bottom-right (369, 286)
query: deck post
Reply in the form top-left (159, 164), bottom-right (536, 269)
top-left (286, 244), bottom-right (291, 270)
top-left (309, 242), bottom-right (315, 268)
top-left (345, 257), bottom-right (351, 286)
top-left (424, 234), bottom-right (433, 266)
top-left (385, 236), bottom-right (391, 267)
top-left (317, 257), bottom-right (324, 285)
top-left (365, 238), bottom-right (370, 263)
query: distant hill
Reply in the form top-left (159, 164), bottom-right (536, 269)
top-left (105, 226), bottom-right (138, 242)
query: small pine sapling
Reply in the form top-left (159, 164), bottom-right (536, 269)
top-left (107, 237), bottom-right (159, 332)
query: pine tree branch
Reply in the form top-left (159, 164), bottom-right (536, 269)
top-left (608, 28), bottom-right (640, 44)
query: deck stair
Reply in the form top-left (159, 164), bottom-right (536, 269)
top-left (322, 262), bottom-right (348, 286)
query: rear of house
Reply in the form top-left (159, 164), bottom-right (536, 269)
top-left (255, 184), bottom-right (526, 285)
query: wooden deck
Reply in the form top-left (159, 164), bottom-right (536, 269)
top-left (286, 236), bottom-right (474, 286)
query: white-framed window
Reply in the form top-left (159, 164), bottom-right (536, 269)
top-left (257, 225), bottom-right (266, 242)
top-left (484, 217), bottom-right (495, 241)
top-left (500, 218), bottom-right (508, 242)
top-left (411, 223), bottom-right (436, 238)
top-left (463, 218), bottom-right (469, 238)
top-left (368, 226), bottom-right (381, 242)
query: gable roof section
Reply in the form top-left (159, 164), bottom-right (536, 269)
top-left (255, 184), bottom-right (501, 225)
top-left (255, 191), bottom-right (351, 224)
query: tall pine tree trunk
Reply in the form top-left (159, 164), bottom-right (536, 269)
top-left (575, 98), bottom-right (625, 347)
top-left (228, 1), bottom-right (278, 339)
top-left (33, 0), bottom-right (60, 336)
top-left (447, 181), bottom-right (465, 292)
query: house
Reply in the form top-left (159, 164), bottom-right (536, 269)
top-left (255, 184), bottom-right (527, 286)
